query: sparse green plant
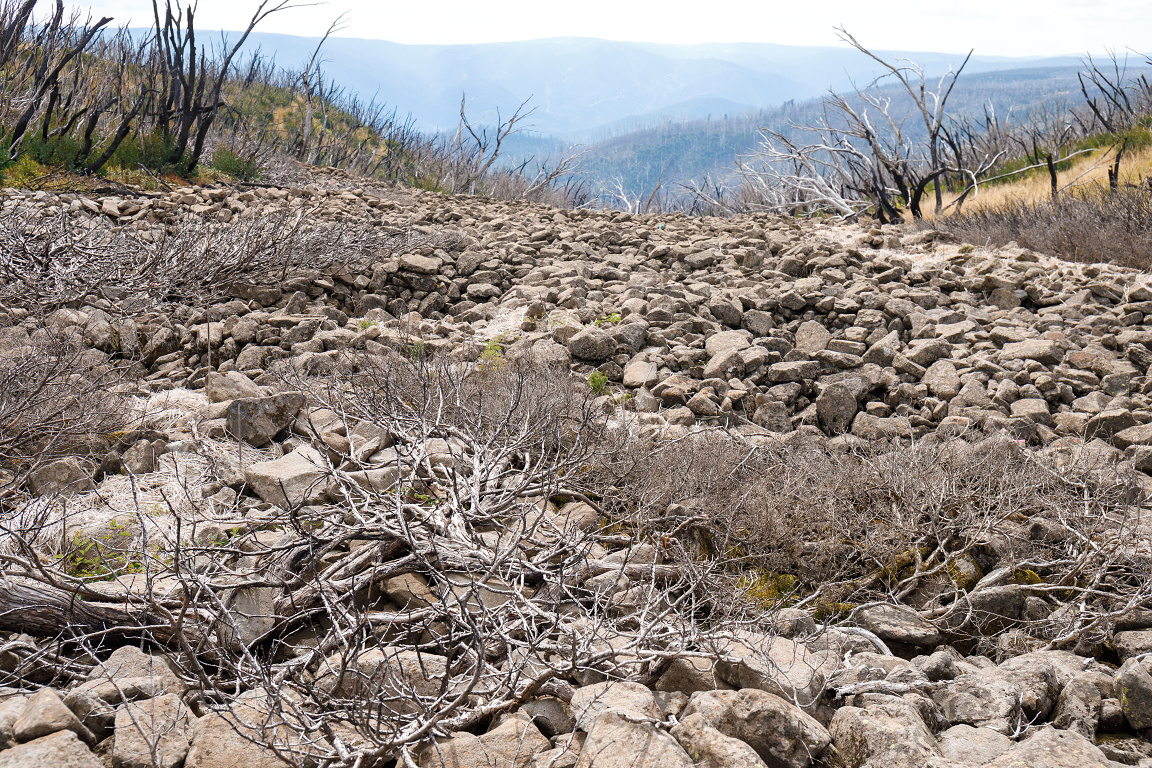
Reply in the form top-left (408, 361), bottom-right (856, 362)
top-left (209, 148), bottom-right (261, 182)
top-left (478, 335), bottom-right (505, 370)
top-left (409, 340), bottom-right (426, 362)
top-left (588, 370), bottom-right (610, 394)
top-left (594, 312), bottom-right (622, 326)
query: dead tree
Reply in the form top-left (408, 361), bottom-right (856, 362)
top-left (150, 0), bottom-right (293, 173)
top-left (1078, 51), bottom-right (1152, 190)
top-left (732, 31), bottom-right (974, 222)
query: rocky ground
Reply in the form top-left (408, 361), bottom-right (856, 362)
top-left (0, 171), bottom-right (1150, 768)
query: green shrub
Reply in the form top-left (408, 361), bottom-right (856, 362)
top-left (588, 370), bottom-right (610, 394)
top-left (210, 148), bottom-right (261, 181)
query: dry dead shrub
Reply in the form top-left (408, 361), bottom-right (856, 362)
top-left (0, 327), bottom-right (126, 487)
top-left (598, 431), bottom-right (1148, 635)
top-left (929, 184), bottom-right (1152, 268)
top-left (0, 204), bottom-right (466, 310)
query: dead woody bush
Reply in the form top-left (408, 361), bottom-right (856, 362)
top-left (599, 431), bottom-right (1151, 654)
top-left (0, 345), bottom-right (1147, 765)
top-left (0, 327), bottom-right (125, 490)
top-left (0, 203), bottom-right (465, 310)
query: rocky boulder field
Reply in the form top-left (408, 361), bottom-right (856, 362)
top-left (0, 172), bottom-right (1150, 768)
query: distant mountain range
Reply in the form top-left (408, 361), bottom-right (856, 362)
top-left (223, 33), bottom-right (1086, 138)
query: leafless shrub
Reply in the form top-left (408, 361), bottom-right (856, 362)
top-left (598, 431), bottom-right (1149, 648)
top-left (928, 184), bottom-right (1152, 269)
top-left (1, 344), bottom-right (1146, 763)
top-left (0, 327), bottom-right (126, 487)
top-left (0, 203), bottom-right (462, 310)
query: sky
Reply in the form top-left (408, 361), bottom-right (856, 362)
top-left (78, 0), bottom-right (1151, 58)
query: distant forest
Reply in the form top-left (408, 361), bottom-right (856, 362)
top-left (501, 64), bottom-right (1117, 205)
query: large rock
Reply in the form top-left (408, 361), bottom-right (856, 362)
top-left (574, 712), bottom-right (694, 768)
top-left (1112, 628), bottom-right (1152, 661)
top-left (1000, 339), bottom-right (1065, 365)
top-left (206, 370), bottom-right (263, 402)
top-left (794, 321), bottom-right (831, 354)
top-left (317, 647), bottom-right (452, 715)
top-left (829, 695), bottom-right (953, 768)
top-left (0, 729), bottom-right (103, 768)
top-left (244, 446), bottom-right (327, 508)
top-left (622, 359), bottom-right (659, 388)
top-left (13, 688), bottom-right (93, 745)
top-left (112, 694), bottom-right (194, 768)
top-left (568, 328), bottom-right (617, 361)
top-left (982, 727), bottom-right (1117, 768)
top-left (569, 681), bottom-right (661, 730)
top-left (816, 384), bottom-right (857, 435)
top-left (1115, 657), bottom-right (1152, 730)
top-left (713, 633), bottom-right (831, 707)
top-left (705, 330), bottom-right (752, 357)
top-left (854, 604), bottom-right (941, 648)
top-left (670, 713), bottom-right (767, 768)
top-left (27, 458), bottom-right (94, 497)
top-left (681, 688), bottom-right (830, 768)
top-left (226, 392), bottom-right (306, 446)
top-left (922, 359), bottom-right (961, 400)
top-left (655, 657), bottom-right (733, 696)
top-left (81, 646), bottom-right (185, 698)
top-left (929, 657), bottom-right (1061, 735)
top-left (420, 713), bottom-right (549, 768)
top-left (220, 586), bottom-right (278, 649)
top-left (935, 724), bottom-right (1014, 765)
top-left (184, 712), bottom-right (288, 768)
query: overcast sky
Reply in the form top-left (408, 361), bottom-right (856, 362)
top-left (80, 0), bottom-right (1150, 58)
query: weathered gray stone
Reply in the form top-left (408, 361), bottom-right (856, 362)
top-left (568, 327), bottom-right (617, 361)
top-left (419, 713), bottom-right (549, 768)
top-left (1000, 339), bottom-right (1065, 365)
top-left (226, 392), bottom-right (306, 446)
top-left (982, 727), bottom-right (1116, 768)
top-left (184, 712), bottom-right (288, 768)
top-left (27, 458), bottom-right (94, 497)
top-left (574, 712), bottom-right (694, 768)
top-left (794, 321), bottom-right (832, 354)
top-left (816, 384), bottom-right (857, 435)
top-left (681, 688), bottom-right (830, 768)
top-left (569, 681), bottom-right (661, 731)
top-left (936, 723), bottom-right (1014, 765)
top-left (13, 688), bottom-right (93, 745)
top-left (829, 695), bottom-right (952, 768)
top-left (713, 633), bottom-right (831, 707)
top-left (112, 694), bottom-right (193, 768)
top-left (670, 713), bottom-right (767, 768)
top-left (855, 603), bottom-right (942, 648)
top-left (206, 370), bottom-right (263, 402)
top-left (0, 729), bottom-right (103, 768)
top-left (1115, 657), bottom-right (1152, 730)
top-left (244, 446), bottom-right (327, 508)
top-left (922, 359), bottom-right (961, 400)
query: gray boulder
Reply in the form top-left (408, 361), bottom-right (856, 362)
top-left (227, 392), bottom-right (306, 446)
top-left (681, 688), bottom-right (830, 768)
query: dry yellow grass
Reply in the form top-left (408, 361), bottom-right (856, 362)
top-left (922, 144), bottom-right (1152, 219)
